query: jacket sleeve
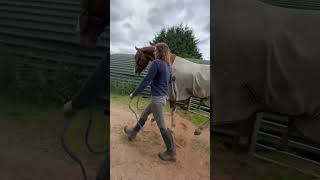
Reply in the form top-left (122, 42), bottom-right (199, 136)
top-left (132, 62), bottom-right (158, 97)
top-left (71, 57), bottom-right (108, 110)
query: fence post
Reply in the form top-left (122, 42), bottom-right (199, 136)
top-left (249, 112), bottom-right (263, 157)
top-left (188, 97), bottom-right (192, 111)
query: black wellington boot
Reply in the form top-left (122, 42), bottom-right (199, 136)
top-left (124, 118), bottom-right (145, 141)
top-left (158, 128), bottom-right (176, 162)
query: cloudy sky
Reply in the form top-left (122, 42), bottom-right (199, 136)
top-left (110, 0), bottom-right (210, 60)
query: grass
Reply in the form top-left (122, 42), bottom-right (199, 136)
top-left (110, 93), bottom-right (171, 113)
top-left (258, 149), bottom-right (320, 176)
top-left (212, 137), bottom-right (318, 180)
top-left (110, 93), bottom-right (208, 126)
top-left (189, 114), bottom-right (209, 126)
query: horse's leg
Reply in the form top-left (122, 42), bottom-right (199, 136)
top-left (180, 98), bottom-right (190, 110)
top-left (198, 99), bottom-right (203, 110)
top-left (187, 97), bottom-right (191, 110)
top-left (233, 115), bottom-right (256, 152)
top-left (194, 98), bottom-right (209, 135)
top-left (276, 118), bottom-right (295, 151)
top-left (194, 117), bottom-right (210, 135)
top-left (169, 100), bottom-right (177, 130)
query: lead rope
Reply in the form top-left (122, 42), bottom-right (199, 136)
top-left (60, 118), bottom-right (87, 180)
top-left (136, 95), bottom-right (140, 110)
top-left (85, 110), bottom-right (108, 154)
top-left (60, 110), bottom-right (107, 180)
top-left (129, 96), bottom-right (143, 131)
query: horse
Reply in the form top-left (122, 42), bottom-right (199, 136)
top-left (77, 0), bottom-right (108, 48)
top-left (213, 0), bottom-right (320, 151)
top-left (134, 44), bottom-right (211, 135)
top-left (73, 0), bottom-right (109, 179)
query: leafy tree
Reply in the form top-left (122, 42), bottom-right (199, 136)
top-left (150, 24), bottom-right (203, 59)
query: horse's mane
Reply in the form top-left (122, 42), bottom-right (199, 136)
top-left (140, 46), bottom-right (176, 64)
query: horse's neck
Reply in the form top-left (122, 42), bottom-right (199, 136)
top-left (170, 53), bottom-right (176, 64)
top-left (142, 47), bottom-right (154, 56)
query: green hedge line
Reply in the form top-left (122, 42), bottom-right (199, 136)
top-left (0, 54), bottom-right (91, 105)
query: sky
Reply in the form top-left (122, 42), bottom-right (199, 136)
top-left (110, 0), bottom-right (210, 60)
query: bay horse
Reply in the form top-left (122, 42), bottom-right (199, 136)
top-left (134, 44), bottom-right (211, 135)
top-left (77, 0), bottom-right (108, 48)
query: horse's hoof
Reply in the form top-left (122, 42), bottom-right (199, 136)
top-left (194, 129), bottom-right (202, 135)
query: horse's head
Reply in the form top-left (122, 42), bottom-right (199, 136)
top-left (134, 46), bottom-right (155, 76)
top-left (77, 0), bottom-right (108, 48)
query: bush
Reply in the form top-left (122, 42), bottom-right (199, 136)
top-left (0, 54), bottom-right (17, 96)
top-left (111, 79), bottom-right (136, 95)
top-left (1, 54), bottom-right (90, 105)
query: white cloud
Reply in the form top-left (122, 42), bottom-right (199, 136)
top-left (110, 0), bottom-right (210, 60)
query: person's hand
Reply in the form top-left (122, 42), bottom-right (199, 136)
top-left (129, 93), bottom-right (134, 99)
top-left (63, 101), bottom-right (76, 119)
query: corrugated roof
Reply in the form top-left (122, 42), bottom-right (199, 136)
top-left (0, 0), bottom-right (108, 66)
top-left (260, 0), bottom-right (320, 10)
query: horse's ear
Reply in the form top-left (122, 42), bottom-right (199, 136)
top-left (149, 41), bottom-right (155, 46)
top-left (135, 46), bottom-right (140, 51)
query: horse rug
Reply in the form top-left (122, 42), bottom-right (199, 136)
top-left (169, 56), bottom-right (210, 107)
top-left (213, 0), bottom-right (320, 143)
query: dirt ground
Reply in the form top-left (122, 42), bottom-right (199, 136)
top-left (0, 99), bottom-right (209, 180)
top-left (0, 130), bottom-right (99, 180)
top-left (110, 102), bottom-right (210, 180)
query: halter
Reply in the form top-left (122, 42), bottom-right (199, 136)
top-left (79, 0), bottom-right (107, 36)
top-left (135, 49), bottom-right (155, 75)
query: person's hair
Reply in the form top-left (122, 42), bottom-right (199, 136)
top-left (155, 42), bottom-right (171, 65)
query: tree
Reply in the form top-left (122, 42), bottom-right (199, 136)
top-left (150, 24), bottom-right (203, 59)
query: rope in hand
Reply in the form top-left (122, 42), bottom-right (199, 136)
top-left (60, 109), bottom-right (107, 180)
top-left (85, 110), bottom-right (108, 154)
top-left (60, 118), bottom-right (87, 180)
top-left (136, 95), bottom-right (140, 110)
top-left (128, 96), bottom-right (143, 131)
